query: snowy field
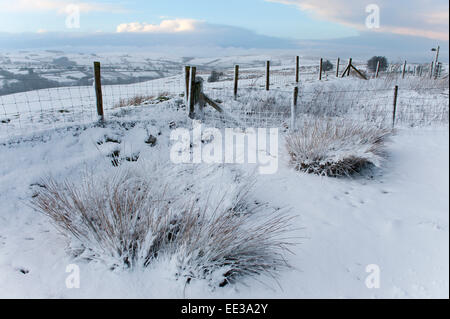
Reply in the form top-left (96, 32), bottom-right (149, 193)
top-left (0, 57), bottom-right (448, 299)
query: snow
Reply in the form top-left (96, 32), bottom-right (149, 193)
top-left (0, 54), bottom-right (448, 299)
top-left (248, 128), bottom-right (449, 298)
top-left (0, 107), bottom-right (447, 298)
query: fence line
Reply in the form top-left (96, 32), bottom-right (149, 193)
top-left (0, 58), bottom-right (448, 139)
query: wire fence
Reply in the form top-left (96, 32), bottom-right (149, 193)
top-left (201, 86), bottom-right (449, 129)
top-left (0, 60), bottom-right (448, 140)
top-left (0, 69), bottom-right (186, 138)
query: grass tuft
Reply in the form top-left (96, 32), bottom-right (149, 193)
top-left (30, 169), bottom-right (296, 287)
top-left (286, 119), bottom-right (391, 177)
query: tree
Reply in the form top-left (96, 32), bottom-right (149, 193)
top-left (367, 56), bottom-right (388, 73)
top-left (207, 70), bottom-right (223, 83)
top-left (322, 60), bottom-right (333, 72)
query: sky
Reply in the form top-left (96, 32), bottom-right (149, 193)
top-left (0, 0), bottom-right (448, 61)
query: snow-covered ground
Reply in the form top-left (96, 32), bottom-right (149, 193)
top-left (0, 56), bottom-right (448, 299)
top-left (0, 105), bottom-right (448, 298)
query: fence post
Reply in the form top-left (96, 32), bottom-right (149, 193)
top-left (435, 62), bottom-right (442, 79)
top-left (291, 86), bottom-right (299, 131)
top-left (347, 58), bottom-right (352, 76)
top-left (188, 66), bottom-right (196, 118)
top-left (319, 58), bottom-right (323, 80)
top-left (185, 66), bottom-right (191, 104)
top-left (375, 61), bottom-right (380, 78)
top-left (265, 61), bottom-right (270, 91)
top-left (392, 85), bottom-right (398, 128)
top-left (93, 61), bottom-right (104, 121)
top-left (402, 61), bottom-right (406, 79)
top-left (234, 65), bottom-right (239, 100)
top-left (295, 56), bottom-right (300, 83)
top-left (429, 62), bottom-right (434, 79)
top-left (336, 58), bottom-right (340, 77)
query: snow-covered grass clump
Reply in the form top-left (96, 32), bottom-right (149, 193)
top-left (114, 92), bottom-right (173, 108)
top-left (30, 166), bottom-right (295, 288)
top-left (286, 119), bottom-right (391, 177)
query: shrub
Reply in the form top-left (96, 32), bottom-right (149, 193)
top-left (207, 70), bottom-right (224, 83)
top-left (30, 168), bottom-right (295, 287)
top-left (285, 119), bottom-right (391, 177)
top-left (322, 60), bottom-right (333, 72)
top-left (368, 56), bottom-right (388, 73)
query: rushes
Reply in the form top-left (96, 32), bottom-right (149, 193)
top-left (286, 118), bottom-right (391, 177)
top-left (30, 169), bottom-right (296, 287)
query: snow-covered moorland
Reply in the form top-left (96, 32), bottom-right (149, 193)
top-left (0, 58), bottom-right (448, 298)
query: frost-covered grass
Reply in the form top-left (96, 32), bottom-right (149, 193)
top-left (30, 166), bottom-right (295, 288)
top-left (114, 95), bottom-right (156, 108)
top-left (381, 72), bottom-right (449, 91)
top-left (285, 118), bottom-right (391, 177)
top-left (114, 92), bottom-right (173, 108)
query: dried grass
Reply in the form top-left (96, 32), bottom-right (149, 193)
top-left (286, 119), bottom-right (391, 177)
top-left (115, 95), bottom-right (155, 108)
top-left (30, 169), bottom-right (296, 287)
top-left (113, 93), bottom-right (173, 108)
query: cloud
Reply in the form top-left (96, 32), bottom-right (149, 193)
top-left (0, 21), bottom-right (447, 62)
top-left (266, 0), bottom-right (449, 41)
top-left (116, 19), bottom-right (200, 33)
top-left (0, 0), bottom-right (122, 14)
top-left (0, 23), bottom-right (299, 52)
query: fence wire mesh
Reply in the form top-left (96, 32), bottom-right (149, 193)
top-left (0, 61), bottom-right (448, 139)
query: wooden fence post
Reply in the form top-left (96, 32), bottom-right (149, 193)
top-left (234, 65), bottom-right (239, 100)
top-left (336, 58), bottom-right (340, 77)
top-left (93, 61), bottom-right (104, 121)
top-left (375, 61), bottom-right (380, 78)
top-left (185, 66), bottom-right (191, 104)
top-left (347, 58), bottom-right (352, 76)
top-left (402, 61), bottom-right (407, 79)
top-left (435, 62), bottom-right (442, 79)
top-left (392, 85), bottom-right (398, 128)
top-left (265, 61), bottom-right (270, 91)
top-left (193, 77), bottom-right (204, 116)
top-left (319, 58), bottom-right (323, 80)
top-left (291, 86), bottom-right (299, 130)
top-left (188, 66), bottom-right (196, 118)
top-left (295, 56), bottom-right (300, 83)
